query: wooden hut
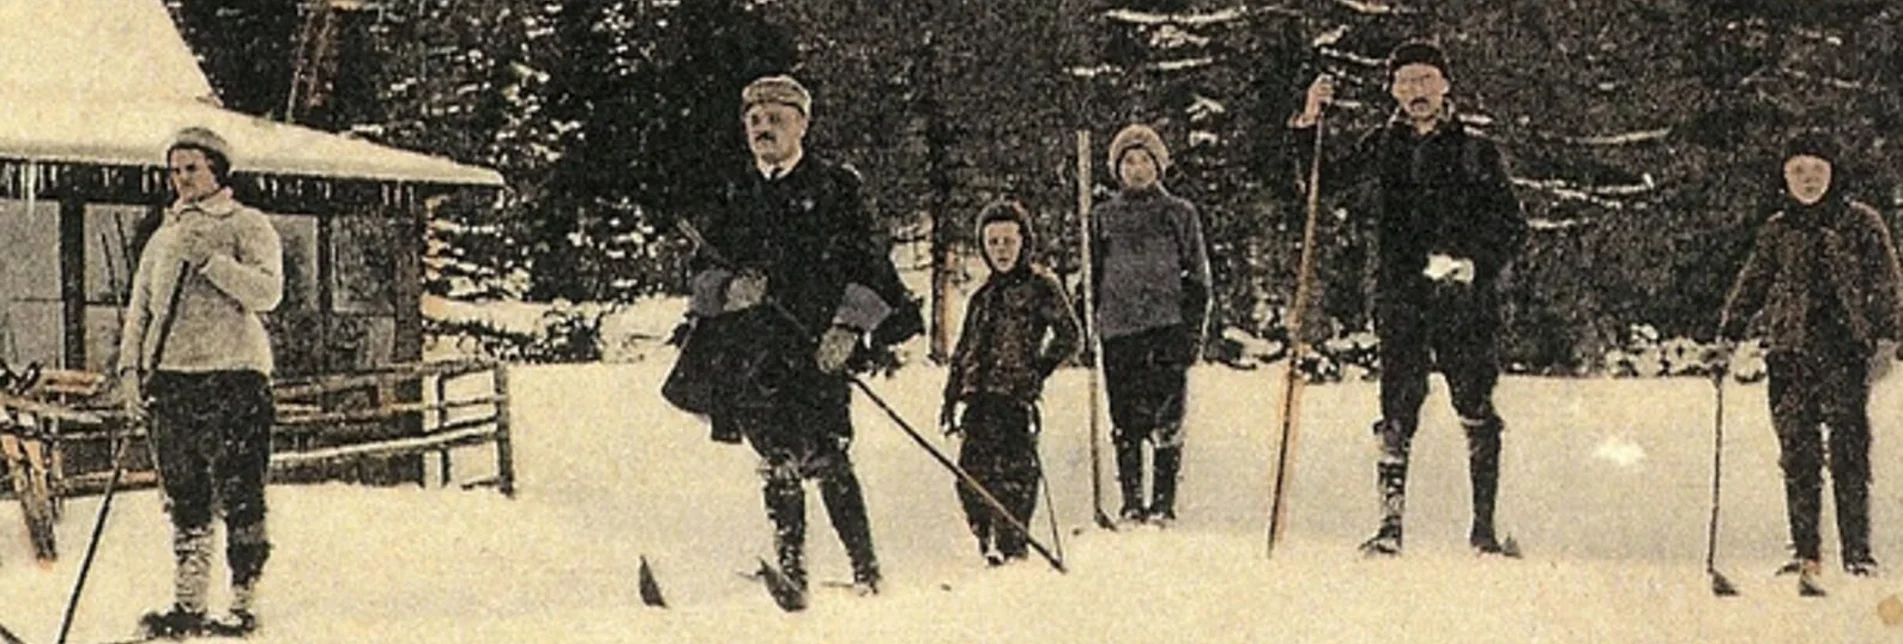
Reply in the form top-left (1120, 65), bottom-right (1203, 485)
top-left (0, 1), bottom-right (506, 488)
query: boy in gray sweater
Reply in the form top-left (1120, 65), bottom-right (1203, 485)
top-left (1091, 124), bottom-right (1212, 524)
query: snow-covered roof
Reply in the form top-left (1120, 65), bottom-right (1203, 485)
top-left (0, 0), bottom-right (503, 187)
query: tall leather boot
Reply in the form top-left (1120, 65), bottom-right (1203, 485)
top-left (1114, 435), bottom-right (1146, 521)
top-left (763, 477), bottom-right (807, 592)
top-left (1464, 416), bottom-right (1504, 553)
top-left (1361, 419), bottom-right (1411, 556)
top-left (821, 469), bottom-right (881, 594)
top-left (1150, 444), bottom-right (1182, 523)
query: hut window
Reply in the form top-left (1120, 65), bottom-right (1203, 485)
top-left (332, 214), bottom-right (399, 315)
top-left (0, 198), bottom-right (62, 365)
top-left (269, 213), bottom-right (320, 312)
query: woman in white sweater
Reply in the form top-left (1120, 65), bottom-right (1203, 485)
top-left (119, 127), bottom-right (283, 639)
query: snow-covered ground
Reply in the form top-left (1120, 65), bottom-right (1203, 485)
top-left (5, 358), bottom-right (1903, 642)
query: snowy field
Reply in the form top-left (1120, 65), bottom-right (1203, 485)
top-left (5, 356), bottom-right (1903, 642)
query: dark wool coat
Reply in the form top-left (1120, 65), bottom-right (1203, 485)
top-left (1723, 198), bottom-right (1903, 353)
top-left (1292, 115), bottom-right (1527, 316)
top-left (678, 156), bottom-right (920, 440)
top-left (946, 265), bottom-right (1082, 407)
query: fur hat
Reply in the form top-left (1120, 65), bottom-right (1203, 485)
top-left (742, 75), bottom-right (812, 116)
top-left (166, 126), bottom-right (233, 181)
top-left (975, 199), bottom-right (1035, 271)
top-left (1108, 123), bottom-right (1170, 175)
top-left (1388, 40), bottom-right (1449, 78)
top-left (1783, 128), bottom-right (1839, 164)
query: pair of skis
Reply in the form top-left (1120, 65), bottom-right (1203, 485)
top-left (2, 359), bottom-right (58, 565)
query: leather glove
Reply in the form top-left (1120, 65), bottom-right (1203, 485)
top-left (1424, 254), bottom-right (1476, 284)
top-left (816, 326), bottom-right (859, 374)
top-left (722, 270), bottom-right (767, 313)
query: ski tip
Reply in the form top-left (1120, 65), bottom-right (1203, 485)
top-left (1709, 571), bottom-right (1740, 597)
top-left (755, 557), bottom-right (809, 612)
top-left (637, 555), bottom-right (668, 609)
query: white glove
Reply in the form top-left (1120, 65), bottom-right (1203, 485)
top-left (1424, 254), bottom-right (1476, 284)
top-left (816, 326), bottom-right (859, 374)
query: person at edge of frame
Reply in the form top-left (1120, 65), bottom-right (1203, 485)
top-left (682, 74), bottom-right (924, 606)
top-left (1716, 129), bottom-right (1903, 586)
top-left (119, 126), bottom-right (285, 638)
top-left (1289, 39), bottom-right (1529, 557)
top-left (1090, 122), bottom-right (1213, 527)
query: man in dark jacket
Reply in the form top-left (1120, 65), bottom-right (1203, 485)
top-left (1721, 131), bottom-right (1902, 583)
top-left (684, 75), bottom-right (921, 604)
top-left (1290, 41), bottom-right (1528, 556)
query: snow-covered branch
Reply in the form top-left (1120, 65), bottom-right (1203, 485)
top-left (1512, 176), bottom-right (1660, 210)
top-left (1527, 128), bottom-right (1673, 147)
top-left (1332, 0), bottom-right (1416, 15)
top-left (1105, 6), bottom-right (1249, 26)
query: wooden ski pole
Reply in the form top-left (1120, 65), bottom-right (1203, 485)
top-left (1267, 112), bottom-right (1326, 557)
top-left (1076, 130), bottom-right (1115, 530)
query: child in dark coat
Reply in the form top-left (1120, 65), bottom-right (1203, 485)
top-left (1721, 131), bottom-right (1903, 586)
top-left (941, 200), bottom-right (1082, 565)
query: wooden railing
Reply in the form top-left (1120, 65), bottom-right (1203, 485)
top-left (4, 360), bottom-right (515, 500)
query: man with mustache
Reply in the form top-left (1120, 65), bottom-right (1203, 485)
top-left (682, 74), bottom-right (921, 608)
top-left (1289, 41), bottom-right (1528, 557)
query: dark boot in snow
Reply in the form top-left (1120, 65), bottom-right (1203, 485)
top-left (205, 609), bottom-right (259, 637)
top-left (138, 605), bottom-right (209, 639)
top-left (763, 478), bottom-right (808, 594)
top-left (1114, 437), bottom-right (1146, 523)
top-left (1359, 525), bottom-right (1403, 557)
top-left (1464, 416), bottom-right (1503, 552)
top-left (1148, 445), bottom-right (1182, 525)
top-left (820, 469), bottom-right (881, 596)
top-left (1363, 420), bottom-right (1410, 557)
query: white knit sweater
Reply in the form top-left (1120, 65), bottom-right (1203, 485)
top-left (118, 190), bottom-right (284, 376)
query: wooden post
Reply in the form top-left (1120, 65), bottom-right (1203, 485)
top-left (435, 371), bottom-right (450, 487)
top-left (59, 198), bottom-right (86, 370)
top-left (491, 364), bottom-right (515, 498)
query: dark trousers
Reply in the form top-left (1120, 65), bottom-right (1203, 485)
top-left (1372, 284), bottom-right (1504, 541)
top-left (736, 402), bottom-right (878, 590)
top-left (1767, 347), bottom-right (1874, 563)
top-left (1103, 325), bottom-right (1190, 518)
top-left (954, 395), bottom-right (1040, 559)
top-left (146, 370), bottom-right (274, 588)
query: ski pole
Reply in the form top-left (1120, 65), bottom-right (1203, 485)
top-left (59, 261), bottom-right (190, 644)
top-left (1075, 130), bottom-right (1115, 530)
top-left (1706, 370), bottom-right (1738, 596)
top-left (1030, 403), bottom-right (1064, 564)
top-left (1267, 110), bottom-right (1327, 557)
top-left (674, 219), bottom-right (1067, 573)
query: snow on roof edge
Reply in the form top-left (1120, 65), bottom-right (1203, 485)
top-left (0, 98), bottom-right (504, 187)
